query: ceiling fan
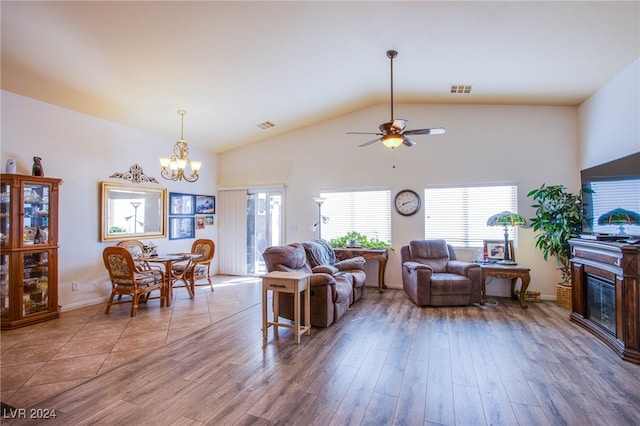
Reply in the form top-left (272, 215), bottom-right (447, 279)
top-left (348, 50), bottom-right (445, 148)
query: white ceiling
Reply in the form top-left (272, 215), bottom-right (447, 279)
top-left (2, 1), bottom-right (639, 153)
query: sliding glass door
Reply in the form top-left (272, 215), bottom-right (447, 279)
top-left (247, 189), bottom-right (283, 275)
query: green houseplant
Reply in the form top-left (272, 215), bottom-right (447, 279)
top-left (327, 231), bottom-right (391, 250)
top-left (527, 184), bottom-right (586, 285)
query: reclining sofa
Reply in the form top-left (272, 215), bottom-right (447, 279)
top-left (262, 239), bottom-right (366, 327)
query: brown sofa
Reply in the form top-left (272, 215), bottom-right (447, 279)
top-left (262, 240), bottom-right (366, 327)
top-left (401, 239), bottom-right (481, 306)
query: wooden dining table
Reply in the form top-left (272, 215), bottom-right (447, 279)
top-left (138, 253), bottom-right (201, 306)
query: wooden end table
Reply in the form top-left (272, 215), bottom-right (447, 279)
top-left (262, 271), bottom-right (311, 344)
top-left (334, 248), bottom-right (389, 293)
top-left (480, 264), bottom-right (531, 309)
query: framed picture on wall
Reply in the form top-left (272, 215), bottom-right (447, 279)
top-left (195, 215), bottom-right (205, 230)
top-left (169, 217), bottom-right (195, 240)
top-left (195, 195), bottom-right (215, 214)
top-left (169, 193), bottom-right (195, 215)
top-left (484, 239), bottom-right (515, 261)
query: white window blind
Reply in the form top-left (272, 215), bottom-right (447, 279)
top-left (424, 185), bottom-right (519, 247)
top-left (319, 190), bottom-right (391, 243)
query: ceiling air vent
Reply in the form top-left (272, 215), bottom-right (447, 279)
top-left (257, 121), bottom-right (275, 130)
top-left (450, 85), bottom-right (472, 94)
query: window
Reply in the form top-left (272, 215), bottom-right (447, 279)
top-left (319, 190), bottom-right (391, 243)
top-left (424, 185), bottom-right (519, 247)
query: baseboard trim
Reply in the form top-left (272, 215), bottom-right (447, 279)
top-left (60, 297), bottom-right (109, 312)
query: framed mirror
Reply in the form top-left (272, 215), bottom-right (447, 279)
top-left (100, 181), bottom-right (167, 242)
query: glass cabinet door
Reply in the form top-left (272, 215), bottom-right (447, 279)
top-left (23, 182), bottom-right (51, 246)
top-left (0, 182), bottom-right (9, 247)
top-left (22, 251), bottom-right (49, 316)
top-left (0, 253), bottom-right (8, 319)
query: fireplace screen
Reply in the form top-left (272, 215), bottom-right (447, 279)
top-left (586, 274), bottom-right (615, 334)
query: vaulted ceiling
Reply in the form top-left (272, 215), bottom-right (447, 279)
top-left (2, 1), bottom-right (638, 153)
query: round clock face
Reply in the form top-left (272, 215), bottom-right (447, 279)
top-left (394, 190), bottom-right (421, 216)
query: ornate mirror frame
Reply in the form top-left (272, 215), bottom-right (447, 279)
top-left (100, 181), bottom-right (167, 242)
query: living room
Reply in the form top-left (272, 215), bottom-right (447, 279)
top-left (2, 1), bottom-right (638, 311)
top-left (1, 1), bottom-right (639, 423)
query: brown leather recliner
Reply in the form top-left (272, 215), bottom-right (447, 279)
top-left (401, 239), bottom-right (481, 306)
top-left (262, 243), bottom-right (353, 327)
top-left (301, 239), bottom-right (367, 304)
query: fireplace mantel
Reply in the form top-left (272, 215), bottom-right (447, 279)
top-left (569, 238), bottom-right (640, 364)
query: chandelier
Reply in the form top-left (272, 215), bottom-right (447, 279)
top-left (160, 110), bottom-right (202, 182)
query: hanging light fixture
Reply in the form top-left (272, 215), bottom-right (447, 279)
top-left (160, 110), bottom-right (202, 182)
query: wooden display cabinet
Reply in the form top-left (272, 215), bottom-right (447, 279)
top-left (1, 174), bottom-right (61, 329)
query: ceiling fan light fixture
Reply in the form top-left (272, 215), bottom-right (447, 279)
top-left (382, 134), bottom-right (403, 148)
top-left (347, 49), bottom-right (445, 150)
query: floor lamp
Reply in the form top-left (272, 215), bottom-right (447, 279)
top-left (312, 197), bottom-right (328, 239)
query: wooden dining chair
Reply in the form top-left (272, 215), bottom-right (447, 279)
top-left (117, 240), bottom-right (162, 273)
top-left (102, 246), bottom-right (166, 317)
top-left (172, 239), bottom-right (215, 295)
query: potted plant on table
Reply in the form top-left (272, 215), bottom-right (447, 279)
top-left (527, 184), bottom-right (587, 309)
top-left (328, 231), bottom-right (391, 250)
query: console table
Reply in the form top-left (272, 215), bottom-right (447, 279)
top-left (569, 238), bottom-right (640, 364)
top-left (334, 248), bottom-right (389, 293)
top-left (480, 264), bottom-right (531, 309)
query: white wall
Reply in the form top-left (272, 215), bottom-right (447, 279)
top-left (1, 91), bottom-right (219, 310)
top-left (578, 58), bottom-right (640, 169)
top-left (219, 103), bottom-right (580, 299)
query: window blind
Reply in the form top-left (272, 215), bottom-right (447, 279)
top-left (424, 185), bottom-right (519, 247)
top-left (319, 190), bottom-right (391, 243)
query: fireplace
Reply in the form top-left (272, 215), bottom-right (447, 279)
top-left (585, 274), bottom-right (615, 334)
top-left (570, 238), bottom-right (640, 364)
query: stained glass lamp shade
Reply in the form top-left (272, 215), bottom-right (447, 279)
top-left (487, 211), bottom-right (527, 263)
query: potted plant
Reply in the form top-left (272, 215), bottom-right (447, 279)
top-left (328, 231), bottom-right (391, 250)
top-left (527, 184), bottom-right (587, 308)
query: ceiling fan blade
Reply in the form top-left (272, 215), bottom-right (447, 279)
top-left (403, 127), bottom-right (446, 135)
top-left (347, 131), bottom-right (383, 135)
top-left (402, 137), bottom-right (416, 147)
top-left (358, 137), bottom-right (382, 147)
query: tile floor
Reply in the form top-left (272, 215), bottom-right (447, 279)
top-left (0, 275), bottom-right (262, 408)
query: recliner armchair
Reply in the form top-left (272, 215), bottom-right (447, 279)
top-left (401, 239), bottom-right (481, 306)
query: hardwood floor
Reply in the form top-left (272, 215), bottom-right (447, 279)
top-left (4, 286), bottom-right (640, 425)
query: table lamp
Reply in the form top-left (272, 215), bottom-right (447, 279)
top-left (598, 208), bottom-right (640, 236)
top-left (487, 211), bottom-right (526, 264)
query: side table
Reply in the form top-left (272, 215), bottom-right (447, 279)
top-left (334, 248), bottom-right (389, 293)
top-left (480, 264), bottom-right (531, 309)
top-left (262, 271), bottom-right (311, 344)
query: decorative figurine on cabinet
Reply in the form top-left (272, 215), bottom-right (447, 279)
top-left (5, 159), bottom-right (16, 174)
top-left (32, 156), bottom-right (44, 177)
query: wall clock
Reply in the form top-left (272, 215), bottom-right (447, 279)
top-left (394, 189), bottom-right (421, 216)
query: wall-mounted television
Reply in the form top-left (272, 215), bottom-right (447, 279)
top-left (580, 152), bottom-right (640, 239)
